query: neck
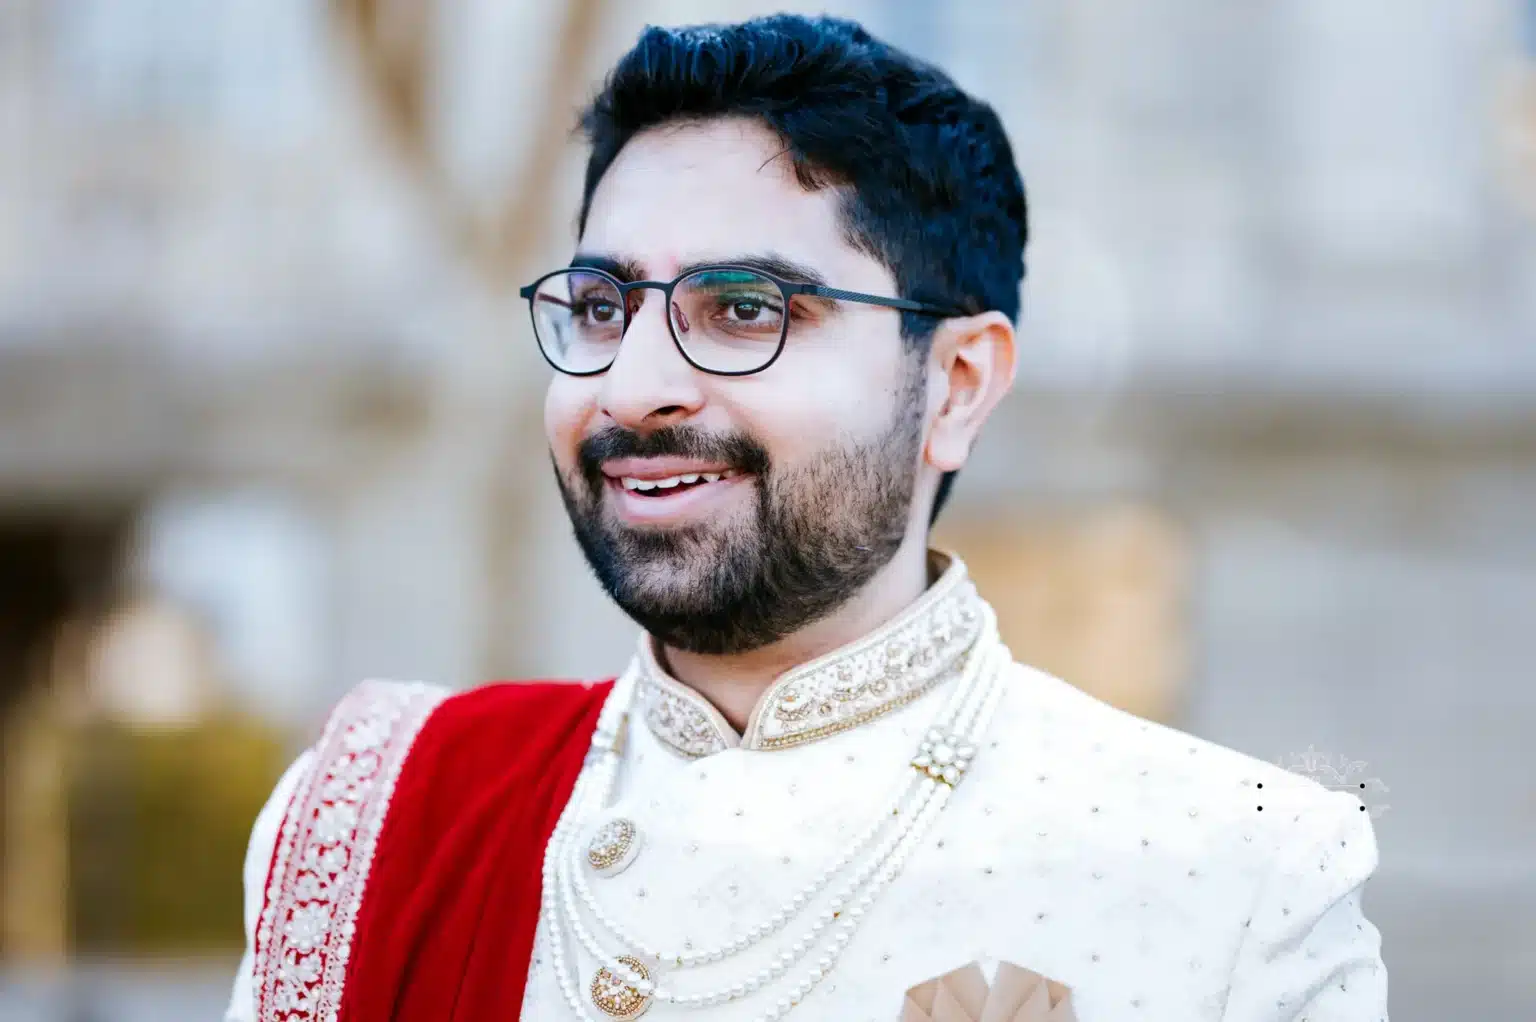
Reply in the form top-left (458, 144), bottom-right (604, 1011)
top-left (656, 540), bottom-right (934, 733)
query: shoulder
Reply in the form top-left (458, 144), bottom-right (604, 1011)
top-left (985, 661), bottom-right (1366, 860)
top-left (314, 678), bottom-right (456, 750)
top-left (239, 680), bottom-right (453, 882)
top-left (250, 677), bottom-right (614, 838)
top-left (308, 676), bottom-right (613, 751)
top-left (426, 677), bottom-right (616, 737)
top-left (982, 668), bottom-right (1387, 1012)
top-left (299, 676), bottom-right (615, 785)
top-left (239, 677), bottom-right (616, 983)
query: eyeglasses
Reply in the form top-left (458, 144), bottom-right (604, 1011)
top-left (520, 264), bottom-right (966, 377)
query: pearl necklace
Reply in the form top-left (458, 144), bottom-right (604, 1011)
top-left (538, 611), bottom-right (1007, 1021)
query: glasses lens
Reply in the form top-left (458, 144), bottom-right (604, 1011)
top-left (532, 271), bottom-right (624, 373)
top-left (672, 268), bottom-right (787, 374)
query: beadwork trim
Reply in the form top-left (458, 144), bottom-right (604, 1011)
top-left (253, 680), bottom-right (450, 1022)
top-left (635, 550), bottom-right (985, 757)
top-left (755, 657), bottom-right (963, 751)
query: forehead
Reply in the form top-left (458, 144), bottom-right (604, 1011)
top-left (581, 118), bottom-right (877, 284)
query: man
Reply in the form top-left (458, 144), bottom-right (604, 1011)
top-left (227, 15), bottom-right (1388, 1022)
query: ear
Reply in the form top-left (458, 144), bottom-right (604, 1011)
top-left (923, 312), bottom-right (1017, 473)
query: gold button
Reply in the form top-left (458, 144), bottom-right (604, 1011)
top-left (590, 955), bottom-right (651, 1019)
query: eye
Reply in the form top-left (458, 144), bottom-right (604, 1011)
top-left (727, 298), bottom-right (767, 321)
top-left (679, 270), bottom-right (786, 336)
top-left (713, 293), bottom-right (783, 325)
top-left (575, 298), bottom-right (621, 324)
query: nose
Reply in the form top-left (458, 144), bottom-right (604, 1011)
top-left (598, 285), bottom-right (706, 430)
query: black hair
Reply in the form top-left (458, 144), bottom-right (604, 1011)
top-left (576, 14), bottom-right (1028, 527)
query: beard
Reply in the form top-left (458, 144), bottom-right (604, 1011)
top-left (554, 372), bottom-right (926, 655)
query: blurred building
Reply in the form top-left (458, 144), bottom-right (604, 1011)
top-left (0, 1), bottom-right (1532, 1019)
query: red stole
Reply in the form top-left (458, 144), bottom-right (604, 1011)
top-left (251, 678), bottom-right (612, 1022)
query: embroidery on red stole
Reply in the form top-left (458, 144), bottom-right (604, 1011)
top-left (253, 678), bottom-right (613, 1022)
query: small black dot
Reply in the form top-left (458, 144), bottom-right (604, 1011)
top-left (1257, 806), bottom-right (1263, 811)
top-left (1359, 805), bottom-right (1367, 811)
top-left (1359, 783), bottom-right (1366, 789)
top-left (1256, 782), bottom-right (1263, 789)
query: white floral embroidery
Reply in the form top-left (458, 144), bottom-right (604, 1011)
top-left (299, 844), bottom-right (349, 876)
top-left (282, 952), bottom-right (322, 986)
top-left (291, 872), bottom-right (330, 902)
top-left (253, 680), bottom-right (450, 1022)
top-left (312, 802), bottom-right (361, 844)
top-left (317, 752), bottom-right (379, 802)
top-left (285, 904), bottom-right (332, 952)
top-left (272, 979), bottom-right (312, 1016)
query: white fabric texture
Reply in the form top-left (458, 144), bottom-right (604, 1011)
top-left (227, 582), bottom-right (1388, 1021)
top-left (516, 661), bottom-right (1387, 1021)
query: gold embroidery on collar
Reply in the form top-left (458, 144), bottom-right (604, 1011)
top-left (634, 551), bottom-right (986, 758)
top-left (640, 672), bottom-right (734, 759)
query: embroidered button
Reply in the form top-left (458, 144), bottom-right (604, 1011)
top-left (587, 818), bottom-right (642, 877)
top-left (590, 955), bottom-right (651, 1019)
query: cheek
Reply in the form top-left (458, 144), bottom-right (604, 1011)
top-left (544, 382), bottom-right (594, 467)
top-left (744, 357), bottom-right (906, 456)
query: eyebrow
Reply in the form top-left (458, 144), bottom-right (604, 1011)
top-left (568, 252), bottom-right (832, 289)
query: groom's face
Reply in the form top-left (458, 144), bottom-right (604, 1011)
top-left (545, 117), bottom-right (933, 655)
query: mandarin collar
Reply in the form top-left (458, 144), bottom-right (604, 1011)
top-left (632, 550), bottom-right (987, 758)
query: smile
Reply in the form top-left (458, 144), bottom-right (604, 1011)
top-left (618, 469), bottom-right (741, 494)
top-left (602, 468), bottom-right (752, 525)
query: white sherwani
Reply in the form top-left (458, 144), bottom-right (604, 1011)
top-left (228, 554), bottom-right (1388, 1021)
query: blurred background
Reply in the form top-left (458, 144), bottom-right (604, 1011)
top-left (0, 0), bottom-right (1533, 1018)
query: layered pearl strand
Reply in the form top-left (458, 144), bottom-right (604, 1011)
top-left (537, 610), bottom-right (1008, 1021)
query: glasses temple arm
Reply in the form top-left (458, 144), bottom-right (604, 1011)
top-left (801, 285), bottom-right (965, 317)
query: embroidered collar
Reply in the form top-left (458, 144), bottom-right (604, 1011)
top-left (633, 550), bottom-right (987, 758)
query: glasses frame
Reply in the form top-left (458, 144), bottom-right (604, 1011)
top-left (519, 264), bottom-right (969, 377)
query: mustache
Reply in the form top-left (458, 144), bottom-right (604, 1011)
top-left (577, 425), bottom-right (772, 483)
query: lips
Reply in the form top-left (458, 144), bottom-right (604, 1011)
top-left (600, 463), bottom-right (753, 525)
top-left (616, 468), bottom-right (743, 494)
top-left (600, 457), bottom-right (737, 481)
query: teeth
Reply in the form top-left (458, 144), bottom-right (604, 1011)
top-left (619, 470), bottom-right (736, 492)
